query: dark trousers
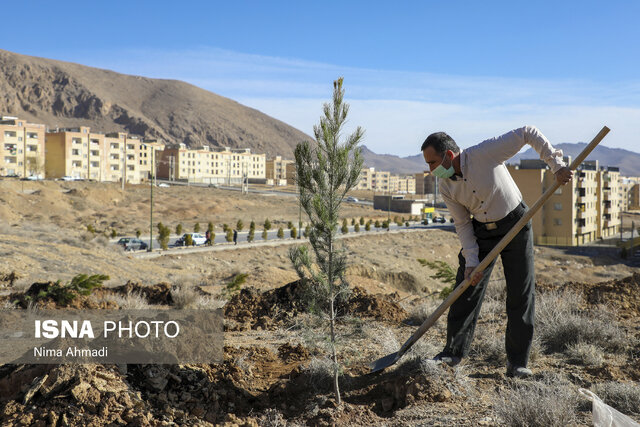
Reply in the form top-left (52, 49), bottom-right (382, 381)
top-left (444, 201), bottom-right (535, 367)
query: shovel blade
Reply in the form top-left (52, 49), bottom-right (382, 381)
top-left (369, 351), bottom-right (400, 374)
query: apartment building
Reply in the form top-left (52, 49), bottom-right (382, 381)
top-left (265, 156), bottom-right (293, 185)
top-left (629, 183), bottom-right (640, 210)
top-left (139, 138), bottom-right (165, 181)
top-left (0, 116), bottom-right (46, 178)
top-left (414, 171), bottom-right (437, 195)
top-left (356, 167), bottom-right (375, 190)
top-left (158, 144), bottom-right (265, 184)
top-left (394, 175), bottom-right (416, 194)
top-left (508, 158), bottom-right (622, 246)
top-left (45, 128), bottom-right (147, 184)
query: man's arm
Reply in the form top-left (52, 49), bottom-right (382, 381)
top-left (474, 126), bottom-right (566, 173)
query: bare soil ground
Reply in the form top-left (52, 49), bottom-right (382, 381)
top-left (1, 179), bottom-right (639, 425)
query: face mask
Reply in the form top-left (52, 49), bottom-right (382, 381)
top-left (432, 153), bottom-right (455, 179)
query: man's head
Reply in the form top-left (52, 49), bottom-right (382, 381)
top-left (421, 132), bottom-right (460, 175)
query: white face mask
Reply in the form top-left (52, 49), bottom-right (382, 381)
top-left (432, 153), bottom-right (455, 179)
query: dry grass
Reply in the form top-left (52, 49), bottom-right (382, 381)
top-left (495, 374), bottom-right (579, 426)
top-left (593, 382), bottom-right (640, 415)
top-left (101, 291), bottom-right (150, 309)
top-left (565, 342), bottom-right (605, 367)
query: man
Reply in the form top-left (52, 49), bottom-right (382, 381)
top-left (421, 126), bottom-right (572, 378)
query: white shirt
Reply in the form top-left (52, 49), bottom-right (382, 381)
top-left (439, 126), bottom-right (565, 267)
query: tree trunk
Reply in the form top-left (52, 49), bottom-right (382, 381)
top-left (330, 295), bottom-right (341, 404)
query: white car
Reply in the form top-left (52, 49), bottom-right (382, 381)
top-left (158, 183), bottom-right (170, 188)
top-left (61, 176), bottom-right (76, 181)
top-left (346, 196), bottom-right (359, 202)
top-left (176, 233), bottom-right (207, 246)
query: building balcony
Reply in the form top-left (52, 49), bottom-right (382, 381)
top-left (603, 191), bottom-right (612, 201)
top-left (576, 178), bottom-right (587, 188)
top-left (576, 209), bottom-right (587, 218)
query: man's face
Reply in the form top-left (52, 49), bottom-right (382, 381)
top-left (423, 146), bottom-right (449, 172)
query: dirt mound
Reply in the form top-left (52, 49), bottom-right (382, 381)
top-left (224, 280), bottom-right (407, 330)
top-left (554, 272), bottom-right (640, 319)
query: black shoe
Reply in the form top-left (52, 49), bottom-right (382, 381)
top-left (433, 352), bottom-right (461, 367)
top-left (506, 362), bottom-right (533, 378)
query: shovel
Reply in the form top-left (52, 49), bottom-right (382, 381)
top-left (370, 126), bottom-right (610, 373)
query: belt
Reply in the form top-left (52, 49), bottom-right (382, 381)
top-left (473, 201), bottom-right (526, 231)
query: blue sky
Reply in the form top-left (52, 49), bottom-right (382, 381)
top-left (2, 0), bottom-right (639, 156)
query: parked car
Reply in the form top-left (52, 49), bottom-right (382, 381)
top-left (346, 196), bottom-right (359, 202)
top-left (116, 237), bottom-right (148, 251)
top-left (176, 233), bottom-right (207, 246)
top-left (158, 183), bottom-right (170, 188)
top-left (60, 176), bottom-right (76, 181)
top-left (433, 216), bottom-right (446, 223)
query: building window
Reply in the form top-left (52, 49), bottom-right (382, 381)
top-left (554, 203), bottom-right (562, 210)
top-left (553, 218), bottom-right (562, 226)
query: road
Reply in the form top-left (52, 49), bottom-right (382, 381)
top-left (113, 222), bottom-right (455, 256)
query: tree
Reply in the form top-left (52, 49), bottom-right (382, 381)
top-left (304, 225), bottom-right (311, 238)
top-left (248, 228), bottom-right (255, 242)
top-left (176, 224), bottom-right (183, 236)
top-left (157, 223), bottom-right (170, 250)
top-left (351, 218), bottom-right (356, 226)
top-left (277, 227), bottom-right (284, 239)
top-left (341, 218), bottom-right (349, 234)
top-left (249, 220), bottom-right (256, 231)
top-left (374, 220), bottom-right (381, 228)
top-left (236, 220), bottom-right (244, 232)
top-left (262, 229), bottom-right (268, 240)
top-left (354, 222), bottom-right (360, 232)
top-left (288, 78), bottom-right (363, 404)
top-left (359, 217), bottom-right (365, 226)
top-left (208, 222), bottom-right (214, 233)
top-left (264, 219), bottom-right (271, 231)
top-left (194, 222), bottom-right (201, 233)
top-left (135, 229), bottom-right (141, 238)
top-left (287, 221), bottom-right (294, 230)
top-left (365, 221), bottom-right (371, 231)
top-left (291, 226), bottom-right (297, 239)
top-left (226, 229), bottom-right (234, 242)
top-left (185, 234), bottom-right (194, 246)
top-left (223, 223), bottom-right (229, 232)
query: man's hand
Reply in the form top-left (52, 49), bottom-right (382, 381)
top-left (554, 167), bottom-right (573, 185)
top-left (465, 267), bottom-right (483, 286)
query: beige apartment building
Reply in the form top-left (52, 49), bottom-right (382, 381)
top-left (265, 156), bottom-right (293, 185)
top-left (158, 144), bottom-right (265, 184)
top-left (509, 158), bottom-right (621, 246)
top-left (45, 128), bottom-right (147, 184)
top-left (0, 116), bottom-right (46, 178)
top-left (394, 175), bottom-right (416, 194)
top-left (356, 167), bottom-right (414, 193)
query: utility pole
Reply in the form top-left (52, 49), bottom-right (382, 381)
top-left (148, 146), bottom-right (154, 252)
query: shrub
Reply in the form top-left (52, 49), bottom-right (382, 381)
top-left (249, 220), bottom-right (256, 231)
top-left (593, 382), bottom-right (640, 415)
top-left (351, 218), bottom-right (356, 226)
top-left (223, 223), bottom-right (229, 232)
top-left (194, 222), bottom-right (201, 233)
top-left (264, 219), bottom-right (271, 231)
top-left (157, 223), bottom-right (171, 250)
top-left (405, 221), bottom-right (409, 227)
top-left (262, 229), bottom-right (268, 240)
top-left (341, 218), bottom-right (348, 234)
top-left (277, 227), bottom-right (284, 239)
top-left (176, 223), bottom-right (183, 235)
top-left (291, 227), bottom-right (297, 239)
top-left (185, 234), bottom-right (194, 246)
top-left (102, 290), bottom-right (149, 309)
top-left (354, 223), bottom-right (360, 232)
top-left (34, 274), bottom-right (109, 306)
top-left (226, 273), bottom-right (248, 294)
top-left (287, 221), bottom-right (293, 229)
top-left (135, 229), bottom-right (141, 238)
top-left (565, 342), bottom-right (604, 367)
top-left (382, 219), bottom-right (389, 230)
top-left (374, 220), bottom-right (380, 228)
top-left (365, 221), bottom-right (371, 231)
top-left (359, 217), bottom-right (365, 225)
top-left (418, 259), bottom-right (456, 299)
top-left (86, 224), bottom-right (96, 234)
top-left (110, 229), bottom-right (117, 238)
top-left (226, 229), bottom-right (234, 242)
top-left (495, 377), bottom-right (578, 427)
top-left (236, 220), bottom-right (244, 231)
top-left (208, 222), bottom-right (214, 233)
top-left (248, 228), bottom-right (255, 242)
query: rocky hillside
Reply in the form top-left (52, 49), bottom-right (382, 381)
top-left (0, 49), bottom-right (310, 157)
